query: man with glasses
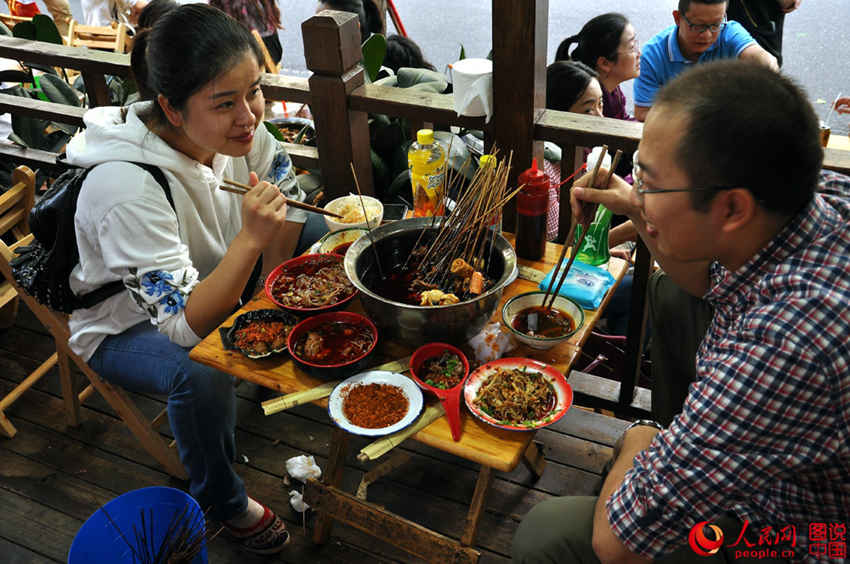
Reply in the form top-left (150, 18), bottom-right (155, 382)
top-left (513, 60), bottom-right (850, 563)
top-left (633, 0), bottom-right (777, 121)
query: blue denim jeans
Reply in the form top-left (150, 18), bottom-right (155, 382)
top-left (88, 321), bottom-right (248, 521)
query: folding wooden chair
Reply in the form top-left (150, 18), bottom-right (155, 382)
top-left (66, 20), bottom-right (131, 53)
top-left (0, 166), bottom-right (186, 479)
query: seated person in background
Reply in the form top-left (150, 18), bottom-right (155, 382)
top-left (544, 60), bottom-right (603, 240)
top-left (81, 0), bottom-right (149, 26)
top-left (383, 34), bottom-right (436, 73)
top-left (555, 12), bottom-right (640, 124)
top-left (727, 0), bottom-right (803, 67)
top-left (633, 0), bottom-right (777, 121)
top-left (210, 0), bottom-right (284, 65)
top-left (316, 0), bottom-right (382, 43)
top-left (514, 60), bottom-right (850, 563)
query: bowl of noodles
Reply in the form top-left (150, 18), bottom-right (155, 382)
top-left (463, 357), bottom-right (572, 431)
top-left (265, 253), bottom-right (358, 314)
top-left (323, 195), bottom-right (383, 232)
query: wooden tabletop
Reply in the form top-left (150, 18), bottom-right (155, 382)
top-left (190, 238), bottom-right (628, 472)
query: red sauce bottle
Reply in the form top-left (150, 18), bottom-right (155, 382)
top-left (515, 158), bottom-right (549, 260)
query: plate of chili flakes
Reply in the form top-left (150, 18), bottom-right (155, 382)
top-left (221, 309), bottom-right (298, 359)
top-left (328, 371), bottom-right (424, 436)
top-left (464, 358), bottom-right (572, 431)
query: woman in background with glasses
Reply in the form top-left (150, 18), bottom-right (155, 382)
top-left (555, 13), bottom-right (640, 124)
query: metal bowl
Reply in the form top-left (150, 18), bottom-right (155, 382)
top-left (344, 217), bottom-right (518, 346)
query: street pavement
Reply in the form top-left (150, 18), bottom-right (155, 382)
top-left (52, 0), bottom-right (850, 134)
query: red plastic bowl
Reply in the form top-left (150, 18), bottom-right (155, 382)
top-left (286, 311), bottom-right (378, 379)
top-left (264, 253), bottom-right (358, 314)
top-left (409, 342), bottom-right (470, 442)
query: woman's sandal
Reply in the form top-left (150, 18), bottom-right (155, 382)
top-left (223, 503), bottom-right (290, 555)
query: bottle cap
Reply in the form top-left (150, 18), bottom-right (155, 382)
top-left (479, 154), bottom-right (496, 168)
top-left (417, 129), bottom-right (435, 145)
top-left (518, 157), bottom-right (549, 187)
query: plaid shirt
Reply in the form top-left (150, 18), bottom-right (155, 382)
top-left (607, 170), bottom-right (850, 561)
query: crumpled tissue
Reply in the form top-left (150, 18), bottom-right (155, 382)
top-left (468, 322), bottom-right (515, 365)
top-left (285, 455), bottom-right (322, 482)
top-left (289, 489), bottom-right (310, 513)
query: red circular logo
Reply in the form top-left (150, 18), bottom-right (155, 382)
top-left (688, 521), bottom-right (724, 556)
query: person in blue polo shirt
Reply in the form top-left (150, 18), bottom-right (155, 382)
top-left (633, 0), bottom-right (777, 121)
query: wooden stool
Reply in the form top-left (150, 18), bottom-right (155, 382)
top-left (0, 166), bottom-right (186, 479)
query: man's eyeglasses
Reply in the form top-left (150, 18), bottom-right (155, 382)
top-left (632, 151), bottom-right (732, 195)
top-left (680, 12), bottom-right (727, 34)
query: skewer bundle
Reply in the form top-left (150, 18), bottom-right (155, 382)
top-left (411, 150), bottom-right (518, 294)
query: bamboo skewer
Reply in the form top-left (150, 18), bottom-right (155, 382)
top-left (219, 179), bottom-right (344, 219)
top-left (350, 162), bottom-right (385, 279)
top-left (544, 149), bottom-right (623, 312)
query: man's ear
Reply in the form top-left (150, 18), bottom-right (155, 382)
top-left (673, 10), bottom-right (681, 26)
top-left (157, 94), bottom-right (183, 128)
top-left (716, 188), bottom-right (757, 234)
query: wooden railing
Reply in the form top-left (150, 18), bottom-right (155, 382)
top-left (2, 0), bottom-right (849, 415)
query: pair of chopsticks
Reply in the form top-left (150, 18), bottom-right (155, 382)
top-left (541, 146), bottom-right (623, 312)
top-left (220, 179), bottom-right (344, 219)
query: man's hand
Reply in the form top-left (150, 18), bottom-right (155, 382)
top-left (835, 97), bottom-right (850, 115)
top-left (570, 169), bottom-right (639, 221)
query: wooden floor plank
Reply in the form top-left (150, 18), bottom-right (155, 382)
top-left (0, 301), bottom-right (630, 564)
top-left (0, 487), bottom-right (82, 562)
top-left (0, 535), bottom-right (60, 563)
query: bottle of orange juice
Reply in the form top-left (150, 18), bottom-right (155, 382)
top-left (408, 129), bottom-right (447, 217)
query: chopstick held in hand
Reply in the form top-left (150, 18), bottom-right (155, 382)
top-left (220, 178), bottom-right (343, 219)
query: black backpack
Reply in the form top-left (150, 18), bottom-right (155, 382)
top-left (11, 162), bottom-right (173, 313)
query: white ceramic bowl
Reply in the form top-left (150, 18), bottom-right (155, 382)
top-left (317, 226), bottom-right (369, 255)
top-left (501, 291), bottom-right (584, 350)
top-left (323, 195), bottom-right (384, 232)
top-left (328, 371), bottom-right (424, 436)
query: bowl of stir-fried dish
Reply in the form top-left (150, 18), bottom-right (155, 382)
top-left (463, 358), bottom-right (572, 431)
top-left (287, 311), bottom-right (378, 379)
top-left (409, 343), bottom-right (470, 441)
top-left (265, 253), bottom-right (358, 313)
top-left (222, 309), bottom-right (297, 359)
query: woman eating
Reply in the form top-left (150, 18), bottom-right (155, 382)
top-left (65, 4), bottom-right (304, 554)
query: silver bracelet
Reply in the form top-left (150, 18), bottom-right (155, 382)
top-left (625, 419), bottom-right (664, 433)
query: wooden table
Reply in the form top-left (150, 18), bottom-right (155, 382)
top-left (190, 239), bottom-right (628, 562)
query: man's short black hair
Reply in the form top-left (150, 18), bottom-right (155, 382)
top-left (653, 60), bottom-right (822, 216)
top-left (678, 0), bottom-right (727, 13)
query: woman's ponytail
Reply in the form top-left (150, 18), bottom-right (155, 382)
top-left (130, 28), bottom-right (153, 100)
top-left (554, 34), bottom-right (581, 62)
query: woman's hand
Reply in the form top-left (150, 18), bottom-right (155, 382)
top-left (239, 172), bottom-right (288, 250)
top-left (570, 168), bottom-right (639, 222)
top-left (835, 97), bottom-right (850, 115)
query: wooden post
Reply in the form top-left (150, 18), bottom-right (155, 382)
top-left (619, 240), bottom-right (651, 409)
top-left (302, 11), bottom-right (374, 200)
top-left (81, 70), bottom-right (111, 107)
top-left (373, 0), bottom-right (388, 35)
top-left (491, 0), bottom-right (548, 232)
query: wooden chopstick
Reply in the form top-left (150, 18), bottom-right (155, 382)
top-left (220, 179), bottom-right (344, 219)
top-left (543, 146), bottom-right (618, 311)
top-left (541, 146), bottom-right (609, 310)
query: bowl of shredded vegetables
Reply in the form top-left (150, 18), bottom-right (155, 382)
top-left (265, 253), bottom-right (358, 314)
top-left (409, 342), bottom-right (470, 441)
top-left (463, 357), bottom-right (572, 431)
